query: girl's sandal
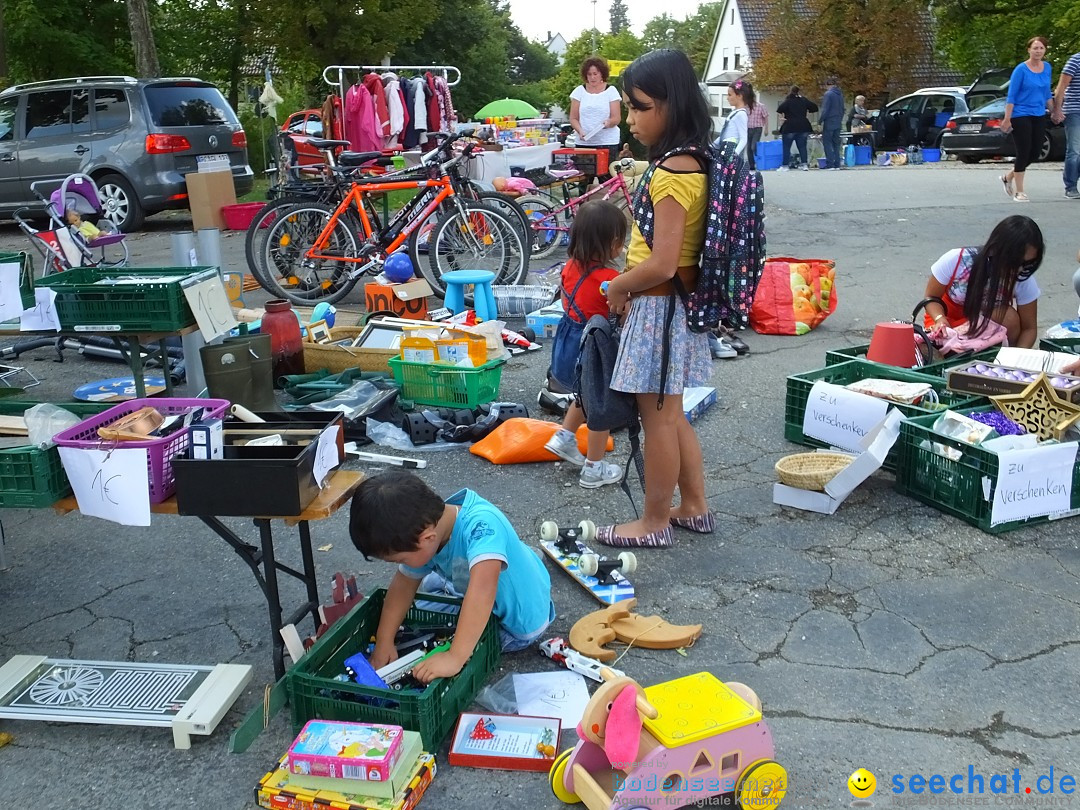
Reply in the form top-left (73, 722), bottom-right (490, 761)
top-left (669, 512), bottom-right (717, 534)
top-left (595, 525), bottom-right (674, 548)
top-left (1013, 192), bottom-right (1030, 202)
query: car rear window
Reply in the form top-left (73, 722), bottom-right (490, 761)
top-left (145, 84), bottom-right (238, 127)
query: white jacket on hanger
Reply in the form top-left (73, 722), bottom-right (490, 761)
top-left (411, 76), bottom-right (428, 132)
top-left (382, 73), bottom-right (404, 138)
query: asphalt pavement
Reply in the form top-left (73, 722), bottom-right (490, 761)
top-left (0, 159), bottom-right (1077, 809)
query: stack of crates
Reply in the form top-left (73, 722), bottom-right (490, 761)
top-left (755, 140), bottom-right (784, 171)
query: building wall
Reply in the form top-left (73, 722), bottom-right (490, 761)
top-left (703, 0), bottom-right (750, 88)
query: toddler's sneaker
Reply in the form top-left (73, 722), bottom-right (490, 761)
top-left (545, 429), bottom-right (585, 466)
top-left (579, 459), bottom-right (622, 489)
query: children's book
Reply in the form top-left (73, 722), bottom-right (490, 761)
top-left (448, 712), bottom-right (561, 772)
top-left (286, 720), bottom-right (403, 782)
top-left (287, 731), bottom-right (422, 798)
top-left (255, 752), bottom-right (434, 810)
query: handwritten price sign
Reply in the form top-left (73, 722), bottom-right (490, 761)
top-left (182, 274), bottom-right (237, 341)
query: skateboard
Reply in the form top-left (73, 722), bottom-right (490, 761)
top-left (538, 520), bottom-right (636, 605)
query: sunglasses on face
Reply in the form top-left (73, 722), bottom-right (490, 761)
top-left (1018, 259), bottom-right (1039, 280)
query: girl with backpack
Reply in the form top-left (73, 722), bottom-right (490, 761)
top-left (597, 49), bottom-right (716, 548)
top-left (544, 201), bottom-right (629, 488)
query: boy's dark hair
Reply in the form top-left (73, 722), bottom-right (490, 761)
top-left (349, 470), bottom-right (445, 560)
top-left (964, 215), bottom-right (1044, 337)
top-left (580, 56), bottom-right (610, 83)
top-left (568, 200), bottom-right (628, 269)
top-left (621, 49), bottom-right (711, 160)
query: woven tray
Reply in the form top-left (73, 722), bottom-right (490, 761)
top-left (303, 326), bottom-right (395, 374)
top-left (775, 452), bottom-right (853, 491)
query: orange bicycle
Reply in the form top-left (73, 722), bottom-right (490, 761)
top-left (256, 135), bottom-right (528, 304)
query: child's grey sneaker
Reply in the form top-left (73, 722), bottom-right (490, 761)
top-left (545, 429), bottom-right (586, 466)
top-left (579, 459), bottom-right (623, 489)
top-left (708, 332), bottom-right (738, 359)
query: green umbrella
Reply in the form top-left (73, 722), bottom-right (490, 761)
top-left (473, 98), bottom-right (540, 119)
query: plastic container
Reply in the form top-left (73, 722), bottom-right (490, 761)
top-left (221, 202), bottom-right (267, 231)
top-left (52, 398), bottom-right (230, 503)
top-left (491, 284), bottom-right (558, 317)
top-left (0, 251), bottom-right (37, 310)
top-left (895, 406), bottom-right (1080, 533)
top-left (756, 140), bottom-right (783, 158)
top-left (386, 357), bottom-right (504, 408)
top-left (262, 299), bottom-right (306, 382)
top-left (854, 145), bottom-right (872, 165)
top-left (286, 588), bottom-right (500, 750)
top-left (1039, 337), bottom-right (1080, 354)
top-left (818, 158), bottom-right (828, 169)
top-left (36, 266), bottom-right (218, 332)
top-left (757, 154), bottom-right (783, 171)
top-left (785, 360), bottom-right (985, 470)
top-left (922, 148), bottom-right (941, 163)
top-left (0, 401), bottom-right (111, 508)
top-left (823, 343), bottom-right (1000, 377)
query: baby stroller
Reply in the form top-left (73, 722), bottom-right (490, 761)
top-left (13, 174), bottom-right (129, 275)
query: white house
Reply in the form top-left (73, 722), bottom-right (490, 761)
top-left (545, 32), bottom-right (568, 65)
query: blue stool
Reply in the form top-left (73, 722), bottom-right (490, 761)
top-left (442, 269), bottom-right (498, 321)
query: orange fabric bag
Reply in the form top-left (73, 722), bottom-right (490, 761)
top-left (469, 418), bottom-right (613, 464)
top-left (749, 258), bottom-right (837, 335)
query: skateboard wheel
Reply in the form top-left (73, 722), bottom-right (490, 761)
top-left (578, 553), bottom-right (599, 577)
top-left (578, 520), bottom-right (596, 543)
top-left (618, 552), bottom-right (637, 575)
top-left (540, 521), bottom-right (559, 542)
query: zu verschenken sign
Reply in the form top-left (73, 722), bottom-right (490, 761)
top-left (991, 442), bottom-right (1078, 526)
top-left (802, 381), bottom-right (888, 453)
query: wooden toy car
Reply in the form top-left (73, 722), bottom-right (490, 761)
top-left (549, 669), bottom-right (786, 810)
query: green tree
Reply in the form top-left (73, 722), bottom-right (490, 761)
top-left (548, 29), bottom-right (645, 104)
top-left (639, 3), bottom-right (722, 75)
top-left (5, 0), bottom-right (130, 82)
top-left (609, 0), bottom-right (630, 34)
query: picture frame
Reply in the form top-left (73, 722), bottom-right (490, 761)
top-left (306, 319), bottom-right (333, 344)
top-left (448, 712), bottom-right (561, 772)
top-left (352, 320), bottom-right (405, 351)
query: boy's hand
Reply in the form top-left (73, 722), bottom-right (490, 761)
top-left (370, 642), bottom-right (399, 670)
top-left (411, 651), bottom-right (464, 684)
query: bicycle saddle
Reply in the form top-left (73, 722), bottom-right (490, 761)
top-left (305, 138), bottom-right (351, 150)
top-left (337, 150), bottom-right (386, 166)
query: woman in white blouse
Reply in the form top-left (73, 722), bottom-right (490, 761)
top-left (569, 56), bottom-right (622, 176)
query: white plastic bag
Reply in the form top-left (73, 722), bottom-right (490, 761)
top-left (25, 404), bottom-right (84, 449)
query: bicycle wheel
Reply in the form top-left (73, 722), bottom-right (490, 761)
top-left (259, 202), bottom-right (361, 305)
top-left (474, 191), bottom-right (531, 251)
top-left (516, 193), bottom-right (567, 260)
top-left (420, 202), bottom-right (527, 299)
top-left (245, 196), bottom-right (318, 289)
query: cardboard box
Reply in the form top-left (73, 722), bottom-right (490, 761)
top-left (364, 280), bottom-right (432, 321)
top-left (255, 752), bottom-right (435, 810)
top-left (683, 386), bottom-right (717, 423)
top-left (946, 362), bottom-right (1080, 404)
top-left (287, 720), bottom-right (403, 783)
top-left (189, 417), bottom-right (223, 460)
top-left (526, 300), bottom-right (564, 339)
top-left (773, 409), bottom-right (902, 514)
top-left (186, 171), bottom-right (236, 231)
top-left (287, 731), bottom-right (422, 798)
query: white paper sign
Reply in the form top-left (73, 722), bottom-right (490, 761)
top-left (0, 262), bottom-right (25, 323)
top-left (20, 288), bottom-right (61, 332)
top-left (182, 275), bottom-right (238, 341)
top-left (802, 381), bottom-right (889, 453)
top-left (313, 424), bottom-right (341, 487)
top-left (57, 446), bottom-right (151, 526)
top-left (513, 671), bottom-right (591, 726)
top-left (991, 442), bottom-right (1078, 526)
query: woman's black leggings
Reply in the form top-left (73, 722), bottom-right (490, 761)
top-left (1011, 115), bottom-right (1047, 173)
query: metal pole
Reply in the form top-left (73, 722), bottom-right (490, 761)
top-left (173, 232), bottom-right (212, 395)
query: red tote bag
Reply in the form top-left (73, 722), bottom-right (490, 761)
top-left (749, 258), bottom-right (837, 335)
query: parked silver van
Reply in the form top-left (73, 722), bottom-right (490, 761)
top-left (0, 76), bottom-right (253, 231)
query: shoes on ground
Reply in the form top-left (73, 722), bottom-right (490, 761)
top-left (1001, 174), bottom-right (1014, 197)
top-left (1066, 188), bottom-right (1080, 199)
top-left (544, 428), bottom-right (585, 467)
top-left (579, 459), bottom-right (622, 489)
top-left (708, 332), bottom-right (738, 359)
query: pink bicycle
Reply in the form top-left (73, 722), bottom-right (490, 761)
top-left (516, 158), bottom-right (638, 259)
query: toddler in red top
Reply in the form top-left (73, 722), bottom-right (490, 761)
top-left (544, 200), bottom-right (628, 489)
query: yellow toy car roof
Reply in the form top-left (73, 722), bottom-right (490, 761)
top-left (643, 672), bottom-right (761, 748)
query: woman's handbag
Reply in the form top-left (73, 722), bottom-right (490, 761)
top-left (911, 296), bottom-right (1008, 363)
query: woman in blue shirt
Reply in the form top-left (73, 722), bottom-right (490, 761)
top-left (1000, 36), bottom-right (1054, 202)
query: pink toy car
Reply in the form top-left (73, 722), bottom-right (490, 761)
top-left (549, 669), bottom-right (787, 810)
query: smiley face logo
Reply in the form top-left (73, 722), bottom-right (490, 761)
top-left (848, 768), bottom-right (877, 798)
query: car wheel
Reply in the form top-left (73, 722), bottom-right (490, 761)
top-left (97, 173), bottom-right (145, 232)
top-left (1038, 130), bottom-right (1052, 162)
top-left (959, 155), bottom-right (981, 164)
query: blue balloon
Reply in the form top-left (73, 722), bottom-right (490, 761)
top-left (384, 252), bottom-right (415, 283)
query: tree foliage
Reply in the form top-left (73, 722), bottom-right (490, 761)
top-left (639, 3), bottom-right (722, 76)
top-left (752, 0), bottom-right (929, 99)
top-left (547, 29), bottom-right (645, 105)
top-left (609, 0), bottom-right (630, 35)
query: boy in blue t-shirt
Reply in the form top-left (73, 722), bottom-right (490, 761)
top-left (349, 471), bottom-right (555, 683)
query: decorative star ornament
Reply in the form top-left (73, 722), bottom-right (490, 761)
top-left (990, 373), bottom-right (1080, 441)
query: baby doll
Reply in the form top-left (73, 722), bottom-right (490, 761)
top-left (65, 208), bottom-right (101, 242)
top-left (491, 176), bottom-right (537, 195)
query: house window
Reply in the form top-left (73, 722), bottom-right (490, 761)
top-left (731, 8), bottom-right (735, 24)
top-left (734, 49), bottom-right (742, 69)
top-left (722, 48), bottom-right (729, 71)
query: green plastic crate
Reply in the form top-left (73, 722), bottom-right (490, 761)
top-left (1039, 337), bottom-right (1080, 354)
top-left (895, 406), bottom-right (1080, 533)
top-left (286, 588), bottom-right (500, 751)
top-left (386, 357), bottom-right (505, 408)
top-left (36, 266), bottom-right (219, 332)
top-left (0, 400), bottom-right (110, 508)
top-left (0, 251), bottom-right (38, 310)
top-left (824, 343), bottom-right (1000, 377)
top-left (785, 360), bottom-right (986, 470)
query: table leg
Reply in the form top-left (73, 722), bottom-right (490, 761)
top-left (255, 518), bottom-right (287, 681)
top-left (112, 336), bottom-right (146, 399)
top-left (159, 338), bottom-right (174, 396)
top-left (297, 521), bottom-right (321, 628)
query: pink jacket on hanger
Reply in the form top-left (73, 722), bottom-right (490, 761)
top-left (344, 84), bottom-right (381, 152)
top-left (363, 73), bottom-right (390, 138)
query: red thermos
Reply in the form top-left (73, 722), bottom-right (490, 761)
top-left (261, 299), bottom-right (306, 384)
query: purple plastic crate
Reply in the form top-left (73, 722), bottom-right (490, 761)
top-left (53, 398), bottom-right (229, 503)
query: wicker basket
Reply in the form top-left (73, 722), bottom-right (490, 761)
top-left (302, 326), bottom-right (396, 374)
top-left (775, 452), bottom-right (854, 491)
